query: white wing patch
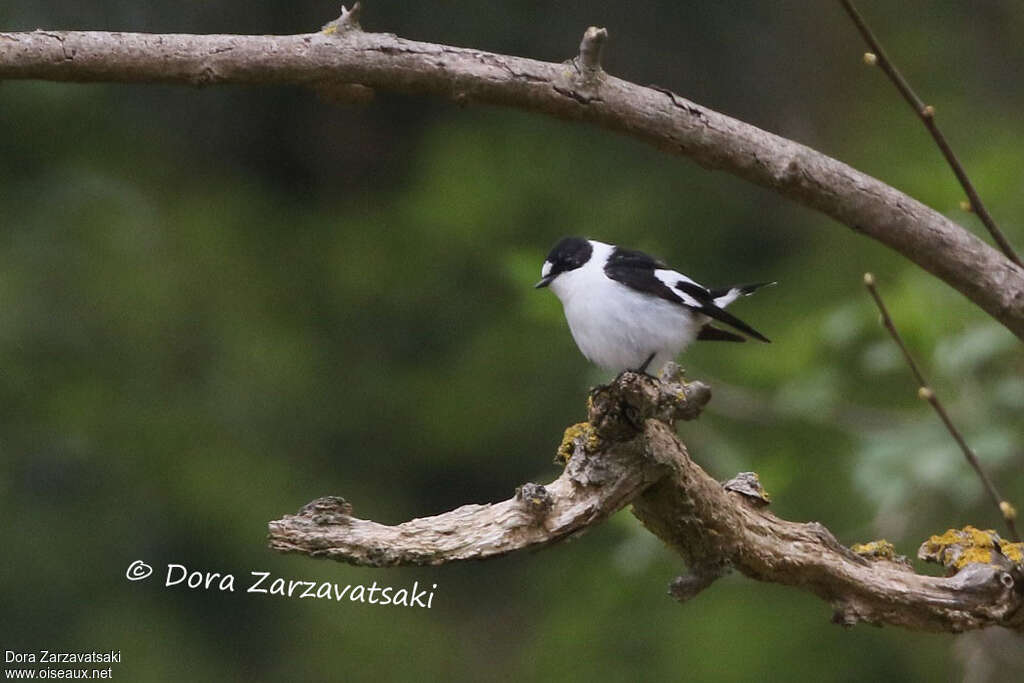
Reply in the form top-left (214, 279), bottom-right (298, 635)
top-left (654, 269), bottom-right (705, 307)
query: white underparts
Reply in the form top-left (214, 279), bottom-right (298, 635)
top-left (548, 241), bottom-right (707, 372)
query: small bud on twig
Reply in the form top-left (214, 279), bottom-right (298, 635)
top-left (863, 273), bottom-right (1019, 542)
top-left (840, 0), bottom-right (1022, 267)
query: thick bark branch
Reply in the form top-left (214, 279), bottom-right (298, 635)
top-left (633, 420), bottom-right (1022, 632)
top-left (270, 367), bottom-right (1024, 633)
top-left (1, 27), bottom-right (1023, 338)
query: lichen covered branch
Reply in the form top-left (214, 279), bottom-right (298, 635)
top-left (269, 365), bottom-right (708, 566)
top-left (1, 25), bottom-right (1023, 337)
top-left (270, 367), bottom-right (1024, 633)
top-left (632, 418), bottom-right (1023, 632)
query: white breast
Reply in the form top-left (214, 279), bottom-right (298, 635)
top-left (549, 242), bottom-right (703, 372)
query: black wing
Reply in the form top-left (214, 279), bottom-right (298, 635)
top-left (603, 247), bottom-right (770, 343)
top-left (602, 246), bottom-right (684, 306)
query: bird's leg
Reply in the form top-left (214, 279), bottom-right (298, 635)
top-left (636, 352), bottom-right (657, 375)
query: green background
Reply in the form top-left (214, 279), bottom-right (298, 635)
top-left (2, 1), bottom-right (1022, 680)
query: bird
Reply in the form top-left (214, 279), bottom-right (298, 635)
top-left (535, 237), bottom-right (773, 374)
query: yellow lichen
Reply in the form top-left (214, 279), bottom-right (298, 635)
top-left (851, 539), bottom-right (898, 560)
top-left (918, 525), bottom-right (1015, 570)
top-left (1002, 542), bottom-right (1023, 563)
top-left (322, 25), bottom-right (338, 35)
top-left (556, 422), bottom-right (598, 464)
top-left (957, 547), bottom-right (994, 566)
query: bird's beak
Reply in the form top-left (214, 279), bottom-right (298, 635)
top-left (534, 275), bottom-right (554, 289)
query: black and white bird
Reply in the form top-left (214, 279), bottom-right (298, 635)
top-left (535, 237), bottom-right (772, 374)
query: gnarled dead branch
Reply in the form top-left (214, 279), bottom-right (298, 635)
top-left (270, 366), bottom-right (1024, 634)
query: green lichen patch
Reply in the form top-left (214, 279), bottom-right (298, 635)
top-left (917, 525), bottom-right (1022, 571)
top-left (555, 422), bottom-right (599, 465)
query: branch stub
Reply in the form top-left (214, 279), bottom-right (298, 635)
top-left (722, 471), bottom-right (771, 506)
top-left (577, 26), bottom-right (608, 73)
top-left (322, 3), bottom-right (362, 35)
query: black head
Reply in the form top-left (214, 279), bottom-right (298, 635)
top-left (535, 237), bottom-right (593, 288)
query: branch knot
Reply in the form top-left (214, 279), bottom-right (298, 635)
top-left (297, 496), bottom-right (354, 525)
top-left (722, 472), bottom-right (771, 507)
top-left (669, 561), bottom-right (730, 603)
top-left (516, 483), bottom-right (554, 521)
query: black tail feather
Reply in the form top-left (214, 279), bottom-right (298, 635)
top-left (697, 325), bottom-right (747, 343)
top-left (708, 281), bottom-right (777, 299)
top-left (697, 302), bottom-right (771, 343)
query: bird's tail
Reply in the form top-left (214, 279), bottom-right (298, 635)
top-left (709, 281), bottom-right (776, 308)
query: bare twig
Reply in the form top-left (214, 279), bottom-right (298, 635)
top-left (840, 0), bottom-right (1022, 268)
top-left (863, 273), bottom-right (1020, 542)
top-left (1, 27), bottom-right (1023, 337)
top-left (270, 368), bottom-right (1024, 633)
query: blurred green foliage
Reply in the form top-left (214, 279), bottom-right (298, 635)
top-left (1, 2), bottom-right (1023, 681)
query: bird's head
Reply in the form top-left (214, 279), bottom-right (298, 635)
top-left (535, 237), bottom-right (593, 289)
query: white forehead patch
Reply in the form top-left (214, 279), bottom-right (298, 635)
top-left (541, 261), bottom-right (553, 278)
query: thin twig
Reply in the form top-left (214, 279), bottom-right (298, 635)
top-left (840, 0), bottom-right (1023, 268)
top-left (863, 273), bottom-right (1020, 542)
